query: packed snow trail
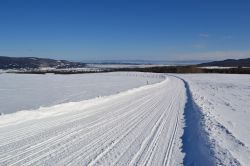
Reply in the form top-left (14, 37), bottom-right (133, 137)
top-left (0, 76), bottom-right (186, 166)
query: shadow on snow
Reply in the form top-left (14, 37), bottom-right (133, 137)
top-left (170, 75), bottom-right (215, 166)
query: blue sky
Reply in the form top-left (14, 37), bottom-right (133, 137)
top-left (0, 0), bottom-right (250, 61)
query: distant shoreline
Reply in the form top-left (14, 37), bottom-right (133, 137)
top-left (2, 65), bottom-right (250, 74)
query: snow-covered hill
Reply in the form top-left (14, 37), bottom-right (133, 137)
top-left (0, 56), bottom-right (86, 69)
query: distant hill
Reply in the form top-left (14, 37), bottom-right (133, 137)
top-left (198, 58), bottom-right (250, 67)
top-left (0, 56), bottom-right (86, 69)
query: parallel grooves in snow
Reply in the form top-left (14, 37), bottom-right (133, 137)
top-left (0, 76), bottom-right (186, 166)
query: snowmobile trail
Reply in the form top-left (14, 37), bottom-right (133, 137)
top-left (0, 76), bottom-right (186, 166)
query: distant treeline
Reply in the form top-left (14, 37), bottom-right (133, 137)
top-left (5, 66), bottom-right (250, 74)
top-left (113, 66), bottom-right (250, 74)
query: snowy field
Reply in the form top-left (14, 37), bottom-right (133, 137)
top-left (0, 74), bottom-right (185, 166)
top-left (0, 72), bottom-right (250, 165)
top-left (0, 72), bottom-right (163, 114)
top-left (178, 74), bottom-right (250, 165)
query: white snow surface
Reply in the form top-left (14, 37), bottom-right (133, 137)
top-left (177, 74), bottom-right (250, 166)
top-left (0, 72), bottom-right (163, 114)
top-left (0, 75), bottom-right (186, 166)
top-left (1, 73), bottom-right (250, 165)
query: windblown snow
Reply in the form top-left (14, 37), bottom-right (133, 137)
top-left (0, 72), bottom-right (250, 166)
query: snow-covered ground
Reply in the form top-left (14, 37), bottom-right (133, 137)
top-left (177, 74), bottom-right (250, 165)
top-left (0, 72), bottom-right (250, 165)
top-left (0, 72), bottom-right (163, 114)
top-left (0, 75), bottom-right (186, 166)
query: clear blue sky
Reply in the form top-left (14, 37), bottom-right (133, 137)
top-left (0, 0), bottom-right (250, 61)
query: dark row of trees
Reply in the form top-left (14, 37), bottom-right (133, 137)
top-left (6, 66), bottom-right (250, 74)
top-left (114, 66), bottom-right (250, 74)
